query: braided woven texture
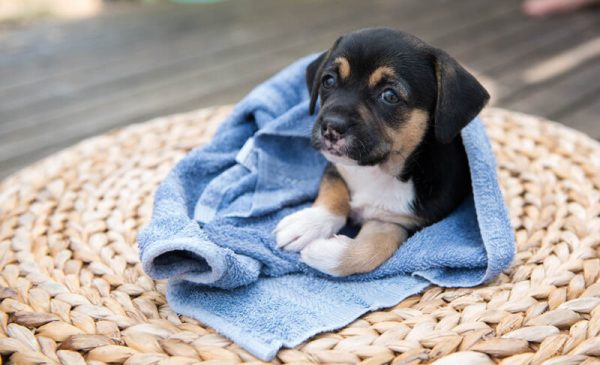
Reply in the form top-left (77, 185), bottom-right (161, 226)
top-left (0, 106), bottom-right (599, 365)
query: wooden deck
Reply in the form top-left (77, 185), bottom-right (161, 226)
top-left (0, 0), bottom-right (599, 179)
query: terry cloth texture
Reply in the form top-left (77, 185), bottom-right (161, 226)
top-left (137, 54), bottom-right (515, 361)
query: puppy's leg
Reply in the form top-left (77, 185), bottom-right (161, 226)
top-left (301, 220), bottom-right (408, 276)
top-left (276, 164), bottom-right (350, 252)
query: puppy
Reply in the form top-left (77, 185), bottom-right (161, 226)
top-left (275, 28), bottom-right (489, 277)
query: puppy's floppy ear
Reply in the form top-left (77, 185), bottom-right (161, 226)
top-left (306, 52), bottom-right (326, 96)
top-left (306, 37), bottom-right (343, 115)
top-left (432, 49), bottom-right (490, 144)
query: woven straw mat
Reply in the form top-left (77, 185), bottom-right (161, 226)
top-left (0, 106), bottom-right (599, 365)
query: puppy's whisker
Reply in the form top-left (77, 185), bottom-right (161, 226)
top-left (355, 138), bottom-right (368, 159)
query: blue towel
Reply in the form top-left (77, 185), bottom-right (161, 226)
top-left (138, 54), bottom-right (515, 361)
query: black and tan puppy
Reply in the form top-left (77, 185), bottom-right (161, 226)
top-left (275, 28), bottom-right (489, 276)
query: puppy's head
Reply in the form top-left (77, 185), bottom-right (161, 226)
top-left (307, 28), bottom-right (489, 167)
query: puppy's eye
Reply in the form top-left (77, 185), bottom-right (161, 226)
top-left (321, 74), bottom-right (337, 89)
top-left (380, 88), bottom-right (400, 104)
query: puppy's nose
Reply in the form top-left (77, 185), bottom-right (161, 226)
top-left (321, 116), bottom-right (348, 143)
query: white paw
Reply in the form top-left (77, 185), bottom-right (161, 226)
top-left (275, 207), bottom-right (346, 252)
top-left (301, 235), bottom-right (352, 276)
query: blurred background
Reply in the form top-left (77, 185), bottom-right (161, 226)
top-left (0, 0), bottom-right (598, 179)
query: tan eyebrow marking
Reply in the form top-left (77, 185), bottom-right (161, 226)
top-left (368, 66), bottom-right (396, 87)
top-left (334, 57), bottom-right (351, 80)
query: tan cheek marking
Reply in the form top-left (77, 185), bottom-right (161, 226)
top-left (390, 109), bottom-right (429, 155)
top-left (314, 173), bottom-right (350, 216)
top-left (381, 109), bottom-right (429, 175)
top-left (368, 66), bottom-right (396, 88)
top-left (335, 57), bottom-right (351, 80)
top-left (398, 109), bottom-right (429, 153)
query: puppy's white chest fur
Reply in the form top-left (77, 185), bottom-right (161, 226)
top-left (335, 164), bottom-right (417, 225)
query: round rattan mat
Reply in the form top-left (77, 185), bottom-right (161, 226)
top-left (0, 106), bottom-right (599, 365)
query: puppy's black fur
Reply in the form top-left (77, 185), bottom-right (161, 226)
top-left (306, 28), bottom-right (489, 226)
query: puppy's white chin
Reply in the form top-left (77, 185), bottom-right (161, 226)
top-left (321, 151), bottom-right (358, 166)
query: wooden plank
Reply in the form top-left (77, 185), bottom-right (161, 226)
top-left (425, 1), bottom-right (523, 52)
top-left (404, 0), bottom-right (520, 43)
top-left (0, 0), bottom-right (375, 116)
top-left (2, 0), bottom-right (510, 171)
top-left (0, 4), bottom-right (184, 72)
top-left (501, 57), bottom-right (600, 120)
top-left (0, 0), bottom-right (484, 139)
top-left (0, 3), bottom-right (152, 59)
top-left (488, 11), bottom-right (600, 75)
top-left (0, 0), bottom-right (378, 132)
top-left (1, 0), bottom-right (489, 115)
top-left (0, 1), bottom-right (265, 81)
top-left (464, 9), bottom-right (600, 75)
top-left (1, 0), bottom-right (598, 179)
top-left (0, 0), bottom-right (301, 58)
top-left (491, 25), bottom-right (600, 101)
top-left (0, 0), bottom-right (461, 161)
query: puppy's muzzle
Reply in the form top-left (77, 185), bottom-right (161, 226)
top-left (321, 115), bottom-right (348, 143)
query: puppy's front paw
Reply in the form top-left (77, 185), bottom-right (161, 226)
top-left (301, 235), bottom-right (353, 277)
top-left (275, 207), bottom-right (345, 252)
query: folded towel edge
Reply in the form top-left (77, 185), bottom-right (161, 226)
top-left (463, 119), bottom-right (516, 283)
top-left (142, 237), bottom-right (227, 283)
